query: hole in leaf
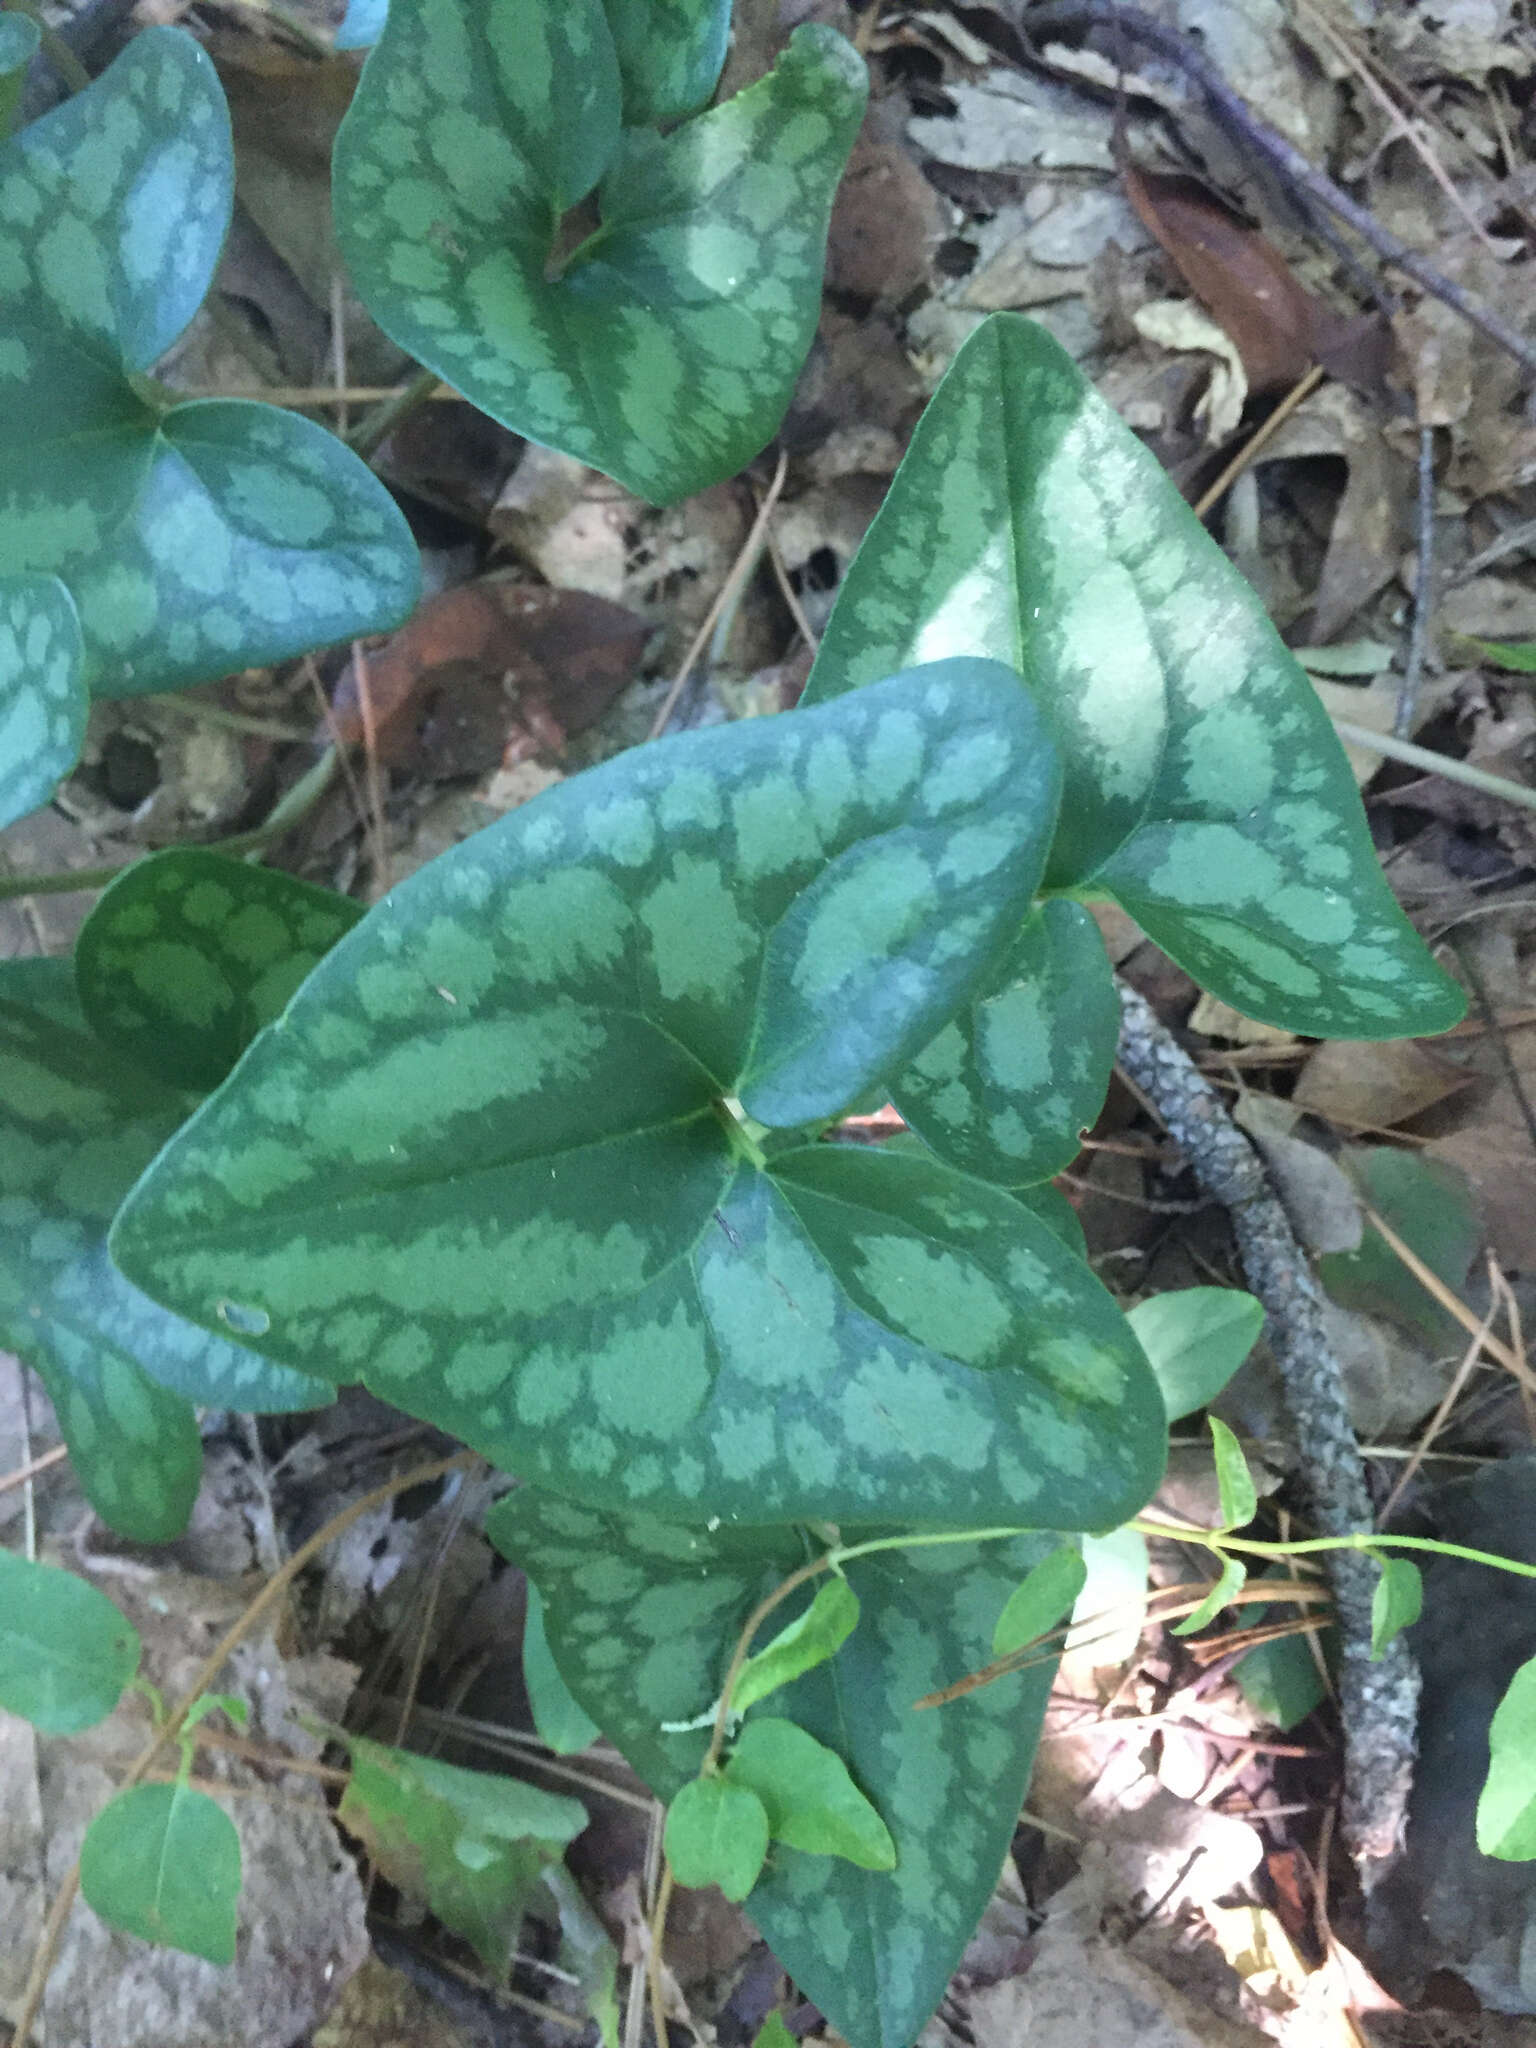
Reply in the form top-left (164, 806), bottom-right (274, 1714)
top-left (217, 1299), bottom-right (270, 1338)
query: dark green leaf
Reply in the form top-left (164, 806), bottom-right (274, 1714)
top-left (340, 1735), bottom-right (587, 1976)
top-left (1208, 1416), bottom-right (1257, 1531)
top-left (1370, 1555), bottom-right (1422, 1659)
top-left (76, 848), bottom-right (362, 1092)
top-left (114, 666), bottom-right (1163, 1534)
top-left (80, 1782), bottom-right (241, 1962)
top-left (0, 573), bottom-right (84, 828)
top-left (666, 1775), bottom-right (770, 1901)
top-left (0, 957), bottom-right (327, 1538)
top-left (333, 0), bottom-right (865, 503)
top-left (991, 1543), bottom-right (1086, 1657)
top-left (604, 0), bottom-right (732, 122)
top-left (0, 1551), bottom-right (140, 1733)
top-left (724, 1716), bottom-right (895, 1870)
top-left (1234, 1628), bottom-right (1328, 1732)
top-left (1172, 1554), bottom-right (1247, 1636)
top-left (1319, 1147), bottom-right (1480, 1348)
top-left (732, 1577), bottom-right (860, 1717)
top-left (0, 30), bottom-right (420, 698)
top-left (523, 1581), bottom-right (601, 1755)
top-left (803, 314), bottom-right (1465, 1040)
top-left (893, 900), bottom-right (1118, 1186)
top-left (488, 1490), bottom-right (1065, 2048)
top-left (1478, 1655), bottom-right (1536, 1860)
top-left (1128, 1287), bottom-right (1265, 1423)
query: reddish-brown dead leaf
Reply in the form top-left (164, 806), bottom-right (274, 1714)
top-left (328, 581), bottom-right (652, 775)
top-left (1124, 166), bottom-right (1386, 393)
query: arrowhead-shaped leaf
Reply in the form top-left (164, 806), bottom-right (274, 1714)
top-left (80, 1782), bottom-right (242, 1963)
top-left (803, 314), bottom-right (1464, 1040)
top-left (76, 848), bottom-right (363, 1093)
top-left (0, 29), bottom-right (420, 698)
top-left (333, 0), bottom-right (865, 503)
top-left (0, 1552), bottom-right (141, 1734)
top-left (0, 958), bottom-right (329, 1539)
top-left (112, 665), bottom-right (1165, 1532)
top-left (339, 1735), bottom-right (588, 1975)
top-left (487, 1489), bottom-right (1065, 2048)
top-left (891, 900), bottom-right (1119, 1186)
top-left (604, 0), bottom-right (732, 122)
top-left (0, 572), bottom-right (84, 828)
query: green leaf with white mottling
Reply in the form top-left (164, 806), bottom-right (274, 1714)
top-left (724, 1716), bottom-right (896, 1870)
top-left (0, 958), bottom-right (328, 1538)
top-left (114, 666), bottom-right (1165, 1532)
top-left (339, 1735), bottom-right (587, 1976)
top-left (0, 30), bottom-right (420, 699)
top-left (523, 1581), bottom-right (601, 1754)
top-left (1127, 1286), bottom-right (1265, 1423)
top-left (803, 314), bottom-right (1464, 1040)
top-left (80, 1782), bottom-right (241, 1963)
top-left (0, 572), bottom-right (84, 828)
top-left (333, 0), bottom-right (865, 504)
top-left (893, 901), bottom-right (1117, 1186)
top-left (666, 1775), bottom-right (770, 1900)
top-left (603, 0), bottom-right (731, 121)
top-left (0, 1551), bottom-right (140, 1734)
top-left (487, 1489), bottom-right (1065, 2048)
top-left (77, 848), bottom-right (362, 1093)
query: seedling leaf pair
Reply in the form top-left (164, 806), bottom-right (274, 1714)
top-left (0, 29), bottom-right (418, 731)
top-left (668, 1718), bottom-right (895, 1896)
top-left (333, 0), bottom-right (866, 502)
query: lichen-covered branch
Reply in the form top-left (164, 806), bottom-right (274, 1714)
top-left (1117, 981), bottom-right (1416, 1873)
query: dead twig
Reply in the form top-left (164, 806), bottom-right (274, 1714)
top-left (1396, 424), bottom-right (1438, 736)
top-left (1114, 981), bottom-right (1417, 1877)
top-left (1013, 2), bottom-right (1536, 380)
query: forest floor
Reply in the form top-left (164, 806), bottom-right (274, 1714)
top-left (5, 2), bottom-right (1536, 2045)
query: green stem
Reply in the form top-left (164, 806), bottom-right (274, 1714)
top-left (0, 747), bottom-right (339, 903)
top-left (1332, 718), bottom-right (1536, 815)
top-left (344, 366), bottom-right (443, 460)
top-left (3, 0), bottom-right (89, 94)
top-left (1129, 1515), bottom-right (1536, 1583)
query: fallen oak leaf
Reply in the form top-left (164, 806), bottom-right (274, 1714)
top-left (1124, 166), bottom-right (1387, 394)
